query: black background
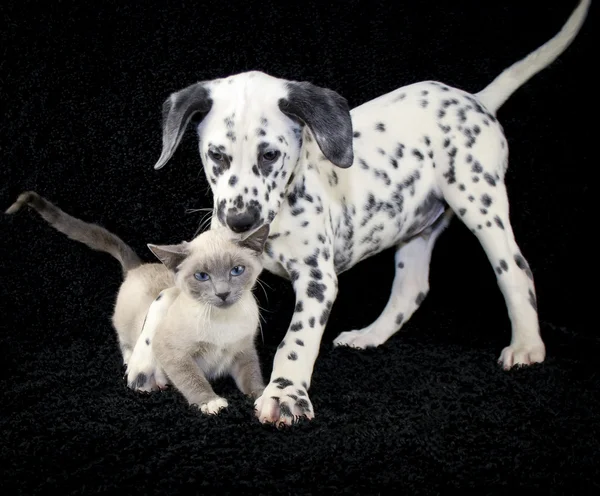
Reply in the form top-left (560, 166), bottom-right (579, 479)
top-left (1, 0), bottom-right (596, 494)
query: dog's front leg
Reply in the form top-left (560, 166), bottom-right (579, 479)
top-left (255, 259), bottom-right (338, 427)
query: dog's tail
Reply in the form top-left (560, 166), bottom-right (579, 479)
top-left (6, 191), bottom-right (142, 275)
top-left (476, 0), bottom-right (590, 114)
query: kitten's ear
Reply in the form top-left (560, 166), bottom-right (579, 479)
top-left (147, 242), bottom-right (189, 272)
top-left (238, 224), bottom-right (270, 253)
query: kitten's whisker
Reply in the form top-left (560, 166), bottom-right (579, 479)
top-left (257, 278), bottom-right (273, 290)
top-left (250, 295), bottom-right (265, 344)
top-left (255, 279), bottom-right (270, 303)
top-left (195, 211), bottom-right (215, 236)
top-left (256, 304), bottom-right (273, 315)
top-left (185, 207), bottom-right (213, 214)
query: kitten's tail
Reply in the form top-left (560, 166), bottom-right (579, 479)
top-left (6, 191), bottom-right (142, 274)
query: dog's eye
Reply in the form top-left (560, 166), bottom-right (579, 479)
top-left (208, 150), bottom-right (225, 162)
top-left (194, 272), bottom-right (210, 281)
top-left (230, 265), bottom-right (245, 276)
top-left (262, 150), bottom-right (280, 163)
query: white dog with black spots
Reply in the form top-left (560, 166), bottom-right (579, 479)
top-left (129, 0), bottom-right (590, 426)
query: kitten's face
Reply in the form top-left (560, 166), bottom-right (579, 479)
top-left (148, 225), bottom-right (268, 309)
top-left (179, 249), bottom-right (259, 308)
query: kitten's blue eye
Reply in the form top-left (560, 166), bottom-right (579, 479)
top-left (230, 265), bottom-right (245, 276)
top-left (194, 272), bottom-right (210, 281)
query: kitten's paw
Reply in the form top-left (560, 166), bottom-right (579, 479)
top-left (498, 339), bottom-right (546, 370)
top-left (199, 397), bottom-right (228, 415)
top-left (254, 379), bottom-right (314, 428)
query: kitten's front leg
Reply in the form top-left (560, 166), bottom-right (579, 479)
top-left (153, 337), bottom-right (227, 415)
top-left (231, 346), bottom-right (265, 400)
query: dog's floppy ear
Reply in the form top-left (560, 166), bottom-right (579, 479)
top-left (153, 82), bottom-right (213, 170)
top-left (278, 81), bottom-right (354, 168)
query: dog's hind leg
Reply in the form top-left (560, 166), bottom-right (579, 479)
top-left (438, 154), bottom-right (545, 369)
top-left (333, 210), bottom-right (453, 350)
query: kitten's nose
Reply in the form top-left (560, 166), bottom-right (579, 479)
top-left (226, 208), bottom-right (259, 234)
top-left (216, 291), bottom-right (230, 302)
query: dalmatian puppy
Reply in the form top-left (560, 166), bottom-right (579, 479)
top-left (148, 0), bottom-right (590, 426)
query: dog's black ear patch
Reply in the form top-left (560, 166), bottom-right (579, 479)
top-left (279, 81), bottom-right (354, 168)
top-left (153, 82), bottom-right (213, 170)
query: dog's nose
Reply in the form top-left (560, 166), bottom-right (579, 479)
top-left (216, 291), bottom-right (230, 301)
top-left (226, 209), bottom-right (259, 233)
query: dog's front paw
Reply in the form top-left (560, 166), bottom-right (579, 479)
top-left (498, 339), bottom-right (546, 370)
top-left (199, 396), bottom-right (228, 415)
top-left (254, 378), bottom-right (314, 428)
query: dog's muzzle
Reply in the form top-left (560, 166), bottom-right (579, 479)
top-left (226, 207), bottom-right (260, 234)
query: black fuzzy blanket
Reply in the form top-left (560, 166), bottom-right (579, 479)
top-left (1, 0), bottom-right (596, 494)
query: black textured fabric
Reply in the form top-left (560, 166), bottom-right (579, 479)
top-left (1, 0), bottom-right (596, 494)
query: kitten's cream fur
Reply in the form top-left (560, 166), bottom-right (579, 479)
top-left (7, 191), bottom-right (267, 414)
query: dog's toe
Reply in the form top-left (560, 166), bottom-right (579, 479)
top-left (499, 340), bottom-right (546, 370)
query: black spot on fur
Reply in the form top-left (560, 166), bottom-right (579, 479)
top-left (308, 317), bottom-right (315, 328)
top-left (288, 352), bottom-right (298, 361)
top-left (395, 144), bottom-right (405, 158)
top-left (145, 338), bottom-right (150, 345)
top-left (353, 131), bottom-right (361, 138)
top-left (415, 292), bottom-right (427, 306)
top-left (295, 301), bottom-right (304, 313)
top-left (296, 339), bottom-right (304, 346)
top-left (459, 208), bottom-right (467, 216)
top-left (375, 122), bottom-right (386, 132)
top-left (134, 373), bottom-right (147, 388)
top-left (484, 173), bottom-right (496, 186)
top-left (273, 377), bottom-right (293, 389)
top-left (499, 260), bottom-right (508, 272)
top-left (528, 289), bottom-right (538, 311)
top-left (395, 313), bottom-right (404, 325)
top-left (279, 403), bottom-right (293, 418)
top-left (472, 161), bottom-right (483, 173)
top-left (310, 268), bottom-right (323, 280)
top-left (412, 149), bottom-right (424, 161)
top-left (515, 254), bottom-right (533, 280)
top-left (481, 194), bottom-right (492, 207)
top-left (319, 301), bottom-right (333, 326)
top-left (295, 398), bottom-right (311, 413)
top-left (304, 253), bottom-right (319, 267)
top-left (307, 281), bottom-right (327, 303)
top-left (494, 216), bottom-right (504, 229)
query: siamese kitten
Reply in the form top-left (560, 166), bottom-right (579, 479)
top-left (6, 191), bottom-right (268, 414)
